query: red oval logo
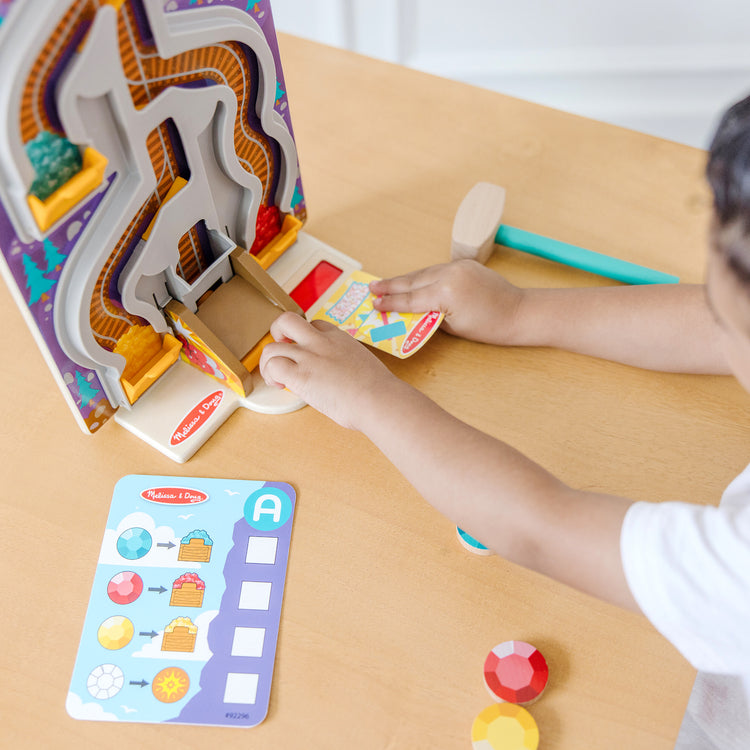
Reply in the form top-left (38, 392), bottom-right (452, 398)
top-left (170, 390), bottom-right (224, 445)
top-left (401, 311), bottom-right (442, 355)
top-left (140, 486), bottom-right (209, 505)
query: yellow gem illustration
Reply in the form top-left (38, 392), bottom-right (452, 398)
top-left (96, 615), bottom-right (134, 650)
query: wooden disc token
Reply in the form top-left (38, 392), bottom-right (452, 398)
top-left (471, 702), bottom-right (539, 750)
top-left (483, 640), bottom-right (548, 705)
top-left (456, 526), bottom-right (494, 555)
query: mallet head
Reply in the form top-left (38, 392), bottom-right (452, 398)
top-left (451, 182), bottom-right (506, 264)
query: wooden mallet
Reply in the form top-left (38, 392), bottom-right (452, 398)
top-left (451, 182), bottom-right (679, 285)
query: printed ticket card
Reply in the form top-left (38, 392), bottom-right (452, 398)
top-left (67, 475), bottom-right (295, 728)
top-left (311, 270), bottom-right (444, 358)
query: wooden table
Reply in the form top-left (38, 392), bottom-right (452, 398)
top-left (4, 32), bottom-right (750, 750)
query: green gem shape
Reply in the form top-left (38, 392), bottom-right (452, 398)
top-left (26, 131), bottom-right (82, 201)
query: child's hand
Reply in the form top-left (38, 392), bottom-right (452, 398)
top-left (259, 312), bottom-right (397, 430)
top-left (370, 259), bottom-right (524, 345)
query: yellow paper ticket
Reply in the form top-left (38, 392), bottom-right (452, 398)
top-left (311, 270), bottom-right (444, 358)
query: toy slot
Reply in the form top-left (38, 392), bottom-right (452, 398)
top-left (119, 332), bottom-right (182, 405)
top-left (164, 245), bottom-right (302, 394)
top-left (194, 246), bottom-right (302, 371)
top-left (27, 147), bottom-right (108, 232)
top-left (195, 274), bottom-right (279, 370)
top-left (166, 299), bottom-right (253, 397)
top-left (254, 213), bottom-right (303, 269)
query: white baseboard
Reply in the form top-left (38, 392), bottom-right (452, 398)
top-left (271, 0), bottom-right (750, 149)
top-left (407, 45), bottom-right (750, 147)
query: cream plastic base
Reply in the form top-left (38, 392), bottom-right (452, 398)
top-left (115, 231), bottom-right (361, 462)
top-left (115, 358), bottom-right (306, 463)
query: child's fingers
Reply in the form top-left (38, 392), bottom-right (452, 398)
top-left (370, 265), bottom-right (451, 312)
top-left (269, 311), bottom-right (318, 345)
top-left (310, 318), bottom-right (338, 334)
top-left (259, 342), bottom-right (301, 389)
top-left (372, 282), bottom-right (442, 314)
top-left (369, 265), bottom-right (446, 296)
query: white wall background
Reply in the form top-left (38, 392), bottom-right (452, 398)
top-left (271, 0), bottom-right (750, 149)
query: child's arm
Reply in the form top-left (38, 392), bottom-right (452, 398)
top-left (259, 312), bottom-right (639, 611)
top-left (371, 260), bottom-right (731, 375)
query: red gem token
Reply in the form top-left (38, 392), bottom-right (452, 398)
top-left (107, 571), bottom-right (144, 605)
top-left (483, 641), bottom-right (548, 705)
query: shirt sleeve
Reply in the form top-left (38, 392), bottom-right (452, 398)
top-left (620, 499), bottom-right (750, 674)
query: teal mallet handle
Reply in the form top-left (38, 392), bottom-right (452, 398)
top-left (451, 182), bottom-right (679, 285)
top-left (496, 224), bottom-right (679, 285)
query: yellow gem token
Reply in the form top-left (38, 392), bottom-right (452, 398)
top-left (471, 703), bottom-right (539, 750)
top-left (96, 615), bottom-right (134, 650)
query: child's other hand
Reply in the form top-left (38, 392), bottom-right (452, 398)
top-left (259, 312), bottom-right (397, 430)
top-left (370, 259), bottom-right (524, 345)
